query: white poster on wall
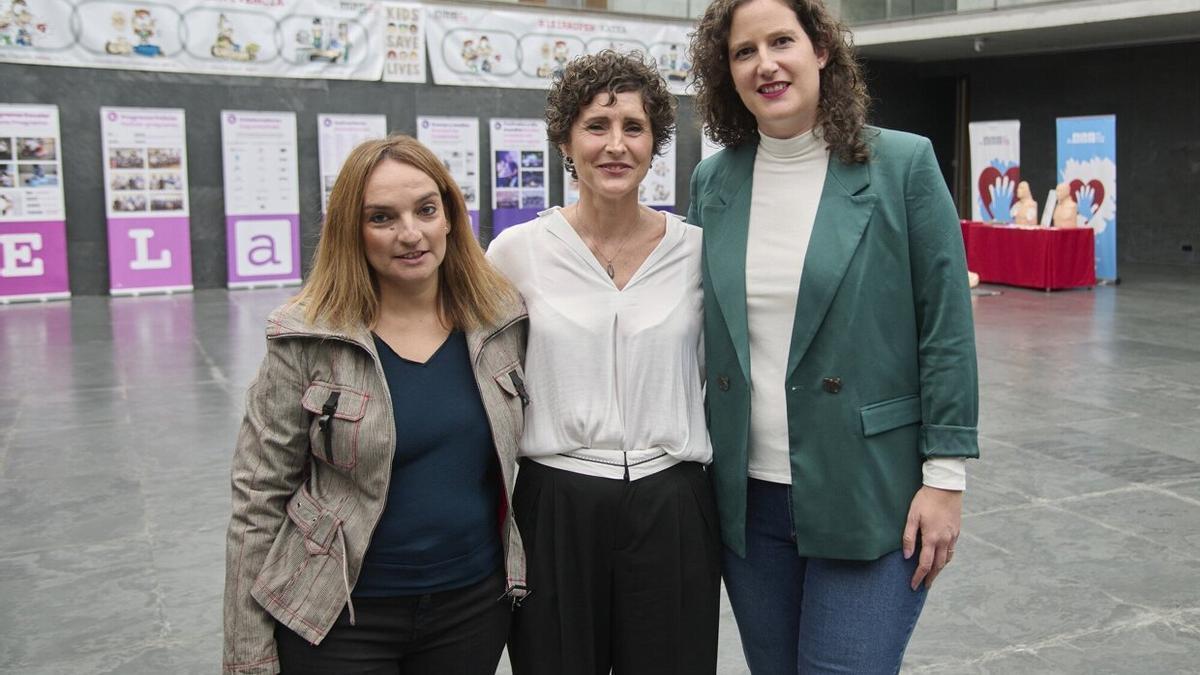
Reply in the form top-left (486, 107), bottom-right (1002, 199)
top-left (490, 118), bottom-right (547, 236)
top-left (221, 111), bottom-right (301, 289)
top-left (100, 106), bottom-right (192, 295)
top-left (317, 113), bottom-right (388, 213)
top-left (0, 104), bottom-right (70, 302)
top-left (968, 120), bottom-right (1021, 223)
top-left (417, 116), bottom-right (480, 233)
top-left (0, 0), bottom-right (384, 81)
top-left (564, 133), bottom-right (676, 209)
top-left (382, 2), bottom-right (426, 83)
top-left (426, 4), bottom-right (694, 95)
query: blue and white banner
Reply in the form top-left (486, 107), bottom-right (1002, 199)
top-left (968, 120), bottom-right (1020, 223)
top-left (1057, 115), bottom-right (1117, 280)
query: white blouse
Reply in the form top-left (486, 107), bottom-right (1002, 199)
top-left (486, 207), bottom-right (712, 481)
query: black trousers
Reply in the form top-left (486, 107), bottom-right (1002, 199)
top-left (275, 570), bottom-right (510, 675)
top-left (508, 460), bottom-right (721, 675)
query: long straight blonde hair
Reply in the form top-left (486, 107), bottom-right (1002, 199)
top-left (295, 134), bottom-right (515, 332)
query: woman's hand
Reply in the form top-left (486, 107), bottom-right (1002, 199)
top-left (902, 486), bottom-right (963, 590)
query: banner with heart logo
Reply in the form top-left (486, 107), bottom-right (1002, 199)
top-left (968, 120), bottom-right (1021, 223)
top-left (1057, 115), bottom-right (1117, 280)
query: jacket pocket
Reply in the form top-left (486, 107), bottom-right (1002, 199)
top-left (492, 361), bottom-right (528, 439)
top-left (252, 488), bottom-right (345, 618)
top-left (301, 382), bottom-right (368, 470)
top-left (860, 394), bottom-right (922, 437)
top-left (286, 486), bottom-right (345, 556)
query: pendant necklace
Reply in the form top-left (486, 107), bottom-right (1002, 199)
top-left (589, 224), bottom-right (638, 279)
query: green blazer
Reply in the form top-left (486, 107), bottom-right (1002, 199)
top-left (687, 127), bottom-right (979, 560)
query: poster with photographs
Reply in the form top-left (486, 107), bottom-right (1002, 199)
top-left (0, 104), bottom-right (70, 302)
top-left (416, 116), bottom-right (480, 234)
top-left (317, 113), bottom-right (388, 213)
top-left (0, 0), bottom-right (384, 81)
top-left (382, 2), bottom-right (425, 83)
top-left (100, 106), bottom-right (192, 295)
top-left (221, 110), bottom-right (301, 289)
top-left (563, 132), bottom-right (675, 210)
top-left (490, 118), bottom-right (547, 211)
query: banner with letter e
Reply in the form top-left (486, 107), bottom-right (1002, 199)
top-left (0, 104), bottom-right (70, 303)
top-left (968, 120), bottom-right (1021, 223)
top-left (1057, 115), bottom-right (1117, 281)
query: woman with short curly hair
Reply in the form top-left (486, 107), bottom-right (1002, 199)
top-left (487, 50), bottom-right (720, 674)
top-left (688, 0), bottom-right (979, 672)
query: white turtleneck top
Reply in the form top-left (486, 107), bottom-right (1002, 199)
top-left (745, 130), bottom-right (966, 490)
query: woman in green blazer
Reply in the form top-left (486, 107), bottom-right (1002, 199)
top-left (687, 0), bottom-right (979, 672)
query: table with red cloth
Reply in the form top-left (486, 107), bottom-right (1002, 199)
top-left (959, 221), bottom-right (1095, 291)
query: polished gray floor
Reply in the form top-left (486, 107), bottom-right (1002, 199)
top-left (2, 263), bottom-right (1200, 674)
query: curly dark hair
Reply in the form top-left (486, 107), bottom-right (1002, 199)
top-left (689, 0), bottom-right (871, 164)
top-left (546, 50), bottom-right (677, 178)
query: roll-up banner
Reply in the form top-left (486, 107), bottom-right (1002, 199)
top-left (317, 114), bottom-right (388, 214)
top-left (417, 116), bottom-right (480, 237)
top-left (426, 4), bottom-right (694, 95)
top-left (0, 104), bottom-right (70, 303)
top-left (490, 118), bottom-right (547, 237)
top-left (564, 132), bottom-right (676, 211)
top-left (100, 107), bottom-right (192, 296)
top-left (0, 0), bottom-right (384, 81)
top-left (221, 111), bottom-right (302, 289)
top-left (1057, 115), bottom-right (1117, 281)
top-left (968, 120), bottom-right (1021, 223)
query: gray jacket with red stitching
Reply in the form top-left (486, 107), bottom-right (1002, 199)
top-left (222, 299), bottom-right (529, 674)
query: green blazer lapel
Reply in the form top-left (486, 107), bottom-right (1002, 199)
top-left (702, 144), bottom-right (756, 383)
top-left (786, 156), bottom-right (877, 379)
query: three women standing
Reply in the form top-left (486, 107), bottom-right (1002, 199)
top-left (487, 51), bottom-right (721, 675)
top-left (688, 0), bottom-right (979, 672)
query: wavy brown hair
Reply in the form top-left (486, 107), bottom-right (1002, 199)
top-left (295, 135), bottom-right (515, 332)
top-left (546, 49), bottom-right (676, 177)
top-left (689, 0), bottom-right (871, 164)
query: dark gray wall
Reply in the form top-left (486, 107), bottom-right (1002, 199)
top-left (866, 40), bottom-right (1200, 268)
top-left (0, 63), bottom-right (702, 295)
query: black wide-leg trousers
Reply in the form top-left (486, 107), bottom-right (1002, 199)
top-left (508, 459), bottom-right (721, 675)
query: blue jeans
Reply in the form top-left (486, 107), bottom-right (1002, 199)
top-left (722, 479), bottom-right (928, 675)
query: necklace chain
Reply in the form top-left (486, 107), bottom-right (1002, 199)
top-left (583, 222), bottom-right (639, 279)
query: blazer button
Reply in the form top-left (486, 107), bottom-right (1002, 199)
top-left (822, 377), bottom-right (842, 394)
top-left (718, 375), bottom-right (731, 392)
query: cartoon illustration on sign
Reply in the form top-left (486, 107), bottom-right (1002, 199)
top-left (536, 40), bottom-right (570, 78)
top-left (211, 13), bottom-right (260, 61)
top-left (0, 0), bottom-right (47, 47)
top-left (105, 8), bottom-right (163, 56)
top-left (655, 43), bottom-right (690, 82)
top-left (295, 17), bottom-right (350, 63)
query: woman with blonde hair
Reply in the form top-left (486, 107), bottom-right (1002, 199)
top-left (688, 0), bottom-right (979, 671)
top-left (223, 134), bottom-right (529, 674)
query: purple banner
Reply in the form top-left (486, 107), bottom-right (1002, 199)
top-left (491, 208), bottom-right (540, 239)
top-left (107, 216), bottom-right (193, 294)
top-left (226, 214), bottom-right (301, 287)
top-left (0, 220), bottom-right (70, 301)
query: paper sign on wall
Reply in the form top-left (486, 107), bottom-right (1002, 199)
top-left (417, 116), bottom-right (480, 236)
top-left (490, 118), bottom-right (548, 237)
top-left (382, 3), bottom-right (426, 83)
top-left (317, 114), bottom-right (388, 213)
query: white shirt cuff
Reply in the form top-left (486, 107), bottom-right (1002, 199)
top-left (923, 458), bottom-right (966, 491)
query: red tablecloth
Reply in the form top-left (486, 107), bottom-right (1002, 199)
top-left (960, 221), bottom-right (1095, 291)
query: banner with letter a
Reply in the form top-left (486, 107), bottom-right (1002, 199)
top-left (221, 111), bottom-right (302, 289)
top-left (0, 104), bottom-right (70, 303)
top-left (1057, 115), bottom-right (1117, 281)
top-left (100, 107), bottom-right (193, 295)
top-left (968, 120), bottom-right (1021, 223)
